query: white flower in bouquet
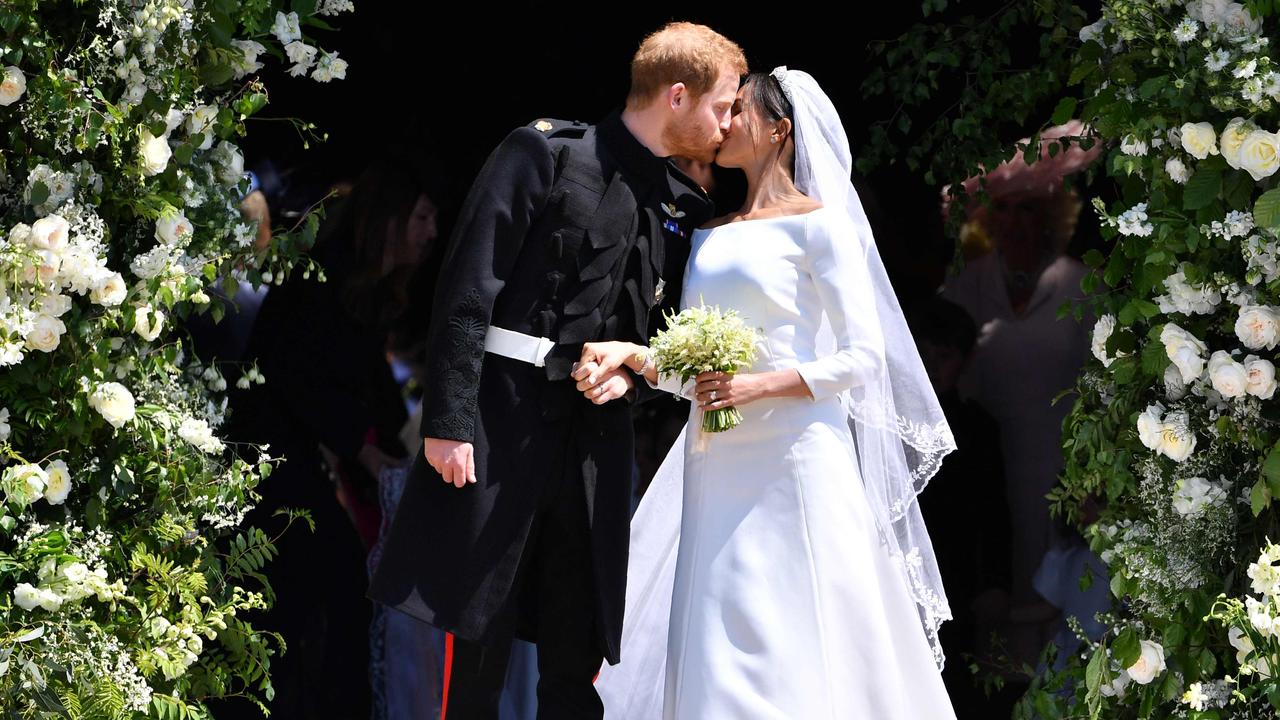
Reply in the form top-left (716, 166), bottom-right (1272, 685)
top-left (650, 303), bottom-right (762, 434)
top-left (1181, 121), bottom-right (1221, 159)
top-left (42, 460), bottom-right (71, 505)
top-left (231, 40), bottom-right (266, 79)
top-left (1172, 476), bottom-right (1226, 515)
top-left (1138, 403), bottom-right (1167, 450)
top-left (1161, 322), bottom-right (1209, 383)
top-left (138, 128), bottom-right (172, 177)
top-left (272, 11), bottom-right (302, 44)
top-left (89, 381), bottom-right (135, 429)
top-left (0, 65), bottom-right (25, 106)
top-left (178, 417), bottom-right (224, 454)
top-left (211, 141), bottom-right (244, 186)
top-left (1125, 640), bottom-right (1167, 684)
top-left (1208, 350), bottom-right (1249, 397)
top-left (1239, 129), bottom-right (1280, 180)
top-left (1091, 313), bottom-right (1127, 366)
top-left (89, 270), bottom-right (126, 306)
top-left (132, 305), bottom-right (164, 342)
top-left (1121, 134), bottom-right (1149, 156)
top-left (1117, 202), bottom-right (1154, 236)
top-left (1173, 17), bottom-right (1199, 43)
top-left (1236, 305), bottom-right (1280, 349)
top-left (2, 463), bottom-right (47, 508)
top-left (311, 51), bottom-right (348, 83)
top-left (285, 41), bottom-right (318, 77)
top-left (155, 211), bottom-right (193, 246)
top-left (1158, 410), bottom-right (1197, 462)
top-left (1165, 156), bottom-right (1190, 183)
top-left (24, 314), bottom-right (65, 353)
top-left (1222, 117), bottom-right (1257, 169)
top-left (185, 105), bottom-right (218, 150)
top-left (30, 214), bottom-right (69, 253)
top-left (1155, 268), bottom-right (1221, 315)
top-left (1244, 355), bottom-right (1278, 398)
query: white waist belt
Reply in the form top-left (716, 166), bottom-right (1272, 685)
top-left (484, 325), bottom-right (556, 367)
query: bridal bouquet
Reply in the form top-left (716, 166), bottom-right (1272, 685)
top-left (649, 302), bottom-right (761, 433)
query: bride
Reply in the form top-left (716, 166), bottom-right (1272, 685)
top-left (575, 66), bottom-right (958, 718)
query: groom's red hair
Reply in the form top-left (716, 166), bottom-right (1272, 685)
top-left (627, 22), bottom-right (747, 109)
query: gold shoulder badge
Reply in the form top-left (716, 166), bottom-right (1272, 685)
top-left (534, 120), bottom-right (554, 133)
top-left (662, 202), bottom-right (687, 218)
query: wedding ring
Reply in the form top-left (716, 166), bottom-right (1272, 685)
top-left (710, 390), bottom-right (717, 401)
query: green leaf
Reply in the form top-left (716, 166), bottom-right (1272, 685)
top-left (28, 180), bottom-right (49, 208)
top-left (1184, 168), bottom-right (1222, 210)
top-left (1113, 627), bottom-right (1141, 667)
top-left (1255, 187), bottom-right (1280, 231)
top-left (1265, 440), bottom-right (1280, 496)
top-left (1051, 97), bottom-right (1079, 125)
top-left (1252, 478), bottom-right (1272, 517)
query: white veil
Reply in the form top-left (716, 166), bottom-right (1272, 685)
top-left (596, 66), bottom-right (958, 718)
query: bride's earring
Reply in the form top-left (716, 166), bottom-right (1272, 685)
top-left (770, 136), bottom-right (778, 144)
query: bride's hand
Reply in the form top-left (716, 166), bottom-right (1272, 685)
top-left (694, 371), bottom-right (767, 410)
top-left (574, 341), bottom-right (645, 382)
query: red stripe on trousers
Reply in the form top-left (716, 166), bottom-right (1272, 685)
top-left (441, 632), bottom-right (455, 720)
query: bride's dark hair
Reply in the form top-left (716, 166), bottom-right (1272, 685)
top-left (742, 72), bottom-right (796, 174)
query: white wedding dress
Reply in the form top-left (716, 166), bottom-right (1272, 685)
top-left (596, 206), bottom-right (956, 719)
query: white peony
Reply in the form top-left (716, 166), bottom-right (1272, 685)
top-left (1208, 350), bottom-right (1249, 398)
top-left (155, 211), bottom-right (194, 246)
top-left (89, 381), bottom-right (136, 429)
top-left (90, 270), bottom-right (127, 306)
top-left (1239, 129), bottom-right (1280, 181)
top-left (1236, 305), bottom-right (1280, 350)
top-left (42, 459), bottom-right (71, 505)
top-left (139, 128), bottom-right (172, 177)
top-left (133, 305), bottom-right (165, 342)
top-left (1181, 121), bottom-right (1220, 159)
top-left (1125, 640), bottom-right (1167, 685)
top-left (1220, 1), bottom-right (1264, 36)
top-left (1245, 355), bottom-right (1278, 399)
top-left (0, 66), bottom-right (25, 106)
top-left (23, 314), bottom-right (65, 353)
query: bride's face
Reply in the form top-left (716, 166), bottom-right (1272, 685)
top-left (713, 83), bottom-right (786, 171)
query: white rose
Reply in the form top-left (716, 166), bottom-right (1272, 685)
top-left (1137, 404), bottom-right (1166, 450)
top-left (1245, 355), bottom-right (1278, 399)
top-left (0, 66), bottom-right (25, 106)
top-left (89, 381), bottom-right (136, 429)
top-left (1164, 363), bottom-right (1189, 400)
top-left (1209, 350), bottom-right (1249, 398)
top-left (1181, 122), bottom-right (1220, 159)
top-left (1221, 2), bottom-right (1264, 35)
top-left (1125, 640), bottom-right (1167, 685)
top-left (185, 105), bottom-right (218, 150)
top-left (1239, 129), bottom-right (1280, 181)
top-left (12, 583), bottom-right (41, 611)
top-left (90, 271), bottom-right (127, 306)
top-left (133, 305), bottom-right (165, 342)
top-left (164, 108), bottom-right (185, 133)
top-left (1165, 156), bottom-right (1189, 184)
top-left (8, 222), bottom-right (31, 246)
top-left (1160, 411), bottom-right (1197, 462)
top-left (1099, 668), bottom-right (1132, 698)
top-left (23, 314), bottom-right (65, 353)
top-left (37, 293), bottom-right (71, 317)
top-left (1236, 305), bottom-right (1280, 350)
top-left (29, 214), bottom-right (69, 253)
top-left (155, 211), bottom-right (194, 246)
top-left (2, 463), bottom-right (47, 508)
top-left (1222, 117), bottom-right (1256, 169)
top-left (1189, 0), bottom-right (1231, 23)
top-left (1161, 323), bottom-right (1210, 383)
top-left (43, 460), bottom-right (71, 505)
top-left (35, 587), bottom-right (62, 612)
top-left (1092, 314), bottom-right (1124, 366)
top-left (139, 129), bottom-right (172, 177)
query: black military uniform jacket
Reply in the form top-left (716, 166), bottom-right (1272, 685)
top-left (368, 108), bottom-right (713, 664)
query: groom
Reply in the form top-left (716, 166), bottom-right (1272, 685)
top-left (367, 22), bottom-right (746, 719)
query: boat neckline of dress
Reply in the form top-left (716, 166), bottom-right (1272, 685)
top-left (692, 206), bottom-right (827, 235)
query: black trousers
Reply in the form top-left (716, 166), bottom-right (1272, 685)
top-left (441, 455), bottom-right (605, 720)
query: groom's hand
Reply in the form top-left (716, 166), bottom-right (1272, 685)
top-left (423, 437), bottom-right (476, 488)
top-left (573, 361), bottom-right (635, 404)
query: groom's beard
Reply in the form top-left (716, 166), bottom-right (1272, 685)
top-left (662, 115), bottom-right (721, 165)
